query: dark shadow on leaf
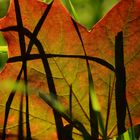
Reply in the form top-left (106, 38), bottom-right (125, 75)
top-left (0, 26), bottom-right (115, 72)
top-left (13, 0), bottom-right (32, 139)
top-left (115, 31), bottom-right (127, 135)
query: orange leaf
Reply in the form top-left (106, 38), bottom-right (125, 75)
top-left (0, 0), bottom-right (140, 139)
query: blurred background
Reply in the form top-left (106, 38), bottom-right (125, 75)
top-left (0, 0), bottom-right (118, 71)
top-left (0, 0), bottom-right (9, 71)
top-left (61, 0), bottom-right (118, 30)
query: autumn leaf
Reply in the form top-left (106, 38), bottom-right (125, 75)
top-left (0, 0), bottom-right (140, 139)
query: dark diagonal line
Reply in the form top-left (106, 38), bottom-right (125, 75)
top-left (126, 102), bottom-right (133, 127)
top-left (14, 0), bottom-right (26, 56)
top-left (71, 19), bottom-right (85, 53)
top-left (2, 68), bottom-right (22, 140)
top-left (26, 1), bottom-right (53, 54)
top-left (71, 18), bottom-right (99, 139)
top-left (25, 2), bottom-right (64, 140)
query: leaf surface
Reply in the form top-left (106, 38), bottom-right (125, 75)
top-left (0, 0), bottom-right (140, 139)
